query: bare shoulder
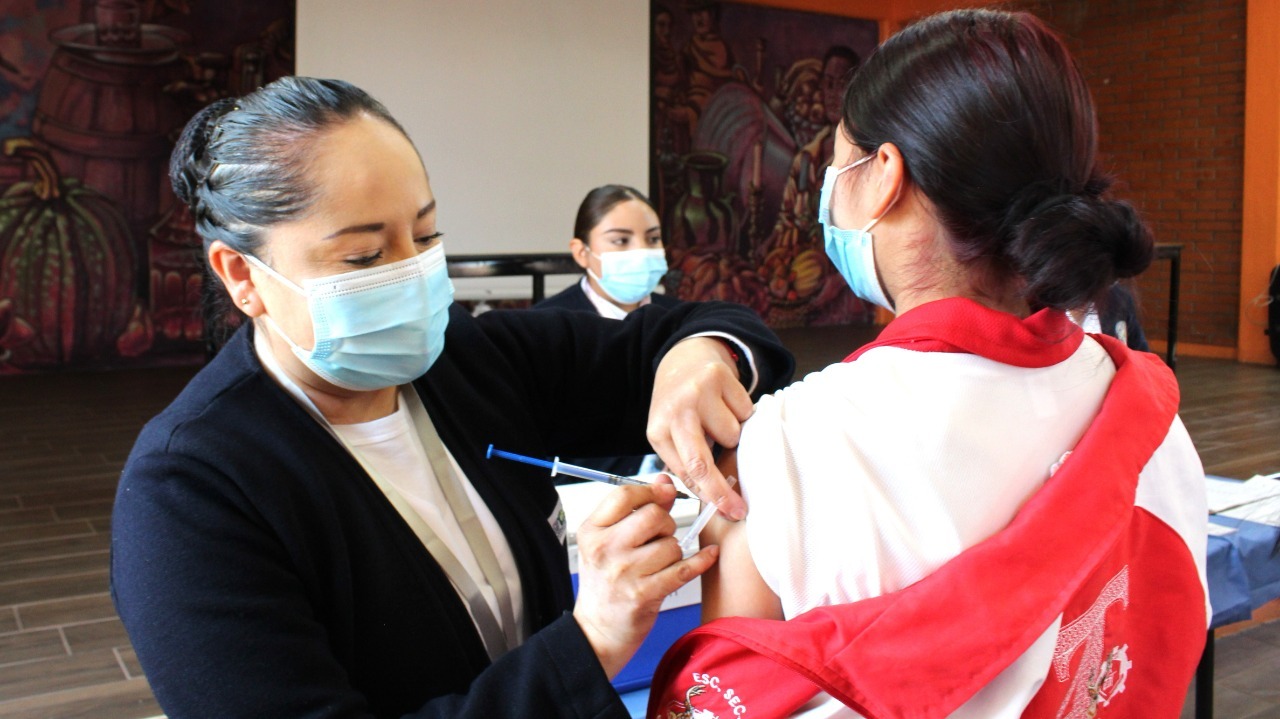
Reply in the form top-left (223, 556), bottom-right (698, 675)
top-left (699, 449), bottom-right (783, 622)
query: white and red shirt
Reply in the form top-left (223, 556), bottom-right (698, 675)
top-left (648, 298), bottom-right (1209, 719)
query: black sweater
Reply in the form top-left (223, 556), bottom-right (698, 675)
top-left (111, 301), bottom-right (792, 719)
top-left (535, 282), bottom-right (686, 477)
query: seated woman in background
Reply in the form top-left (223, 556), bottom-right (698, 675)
top-left (538, 184), bottom-right (680, 317)
top-left (648, 9), bottom-right (1207, 719)
top-left (1071, 282), bottom-right (1151, 352)
top-left (538, 185), bottom-right (739, 478)
top-left (111, 76), bottom-right (793, 719)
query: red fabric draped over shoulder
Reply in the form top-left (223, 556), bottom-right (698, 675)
top-left (648, 299), bottom-right (1205, 719)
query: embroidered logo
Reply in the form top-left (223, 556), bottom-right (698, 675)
top-left (1052, 566), bottom-right (1132, 718)
top-left (548, 498), bottom-right (566, 545)
top-left (659, 683), bottom-right (717, 719)
top-left (660, 673), bottom-right (750, 718)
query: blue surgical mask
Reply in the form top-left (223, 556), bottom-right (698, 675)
top-left (586, 247), bottom-right (668, 305)
top-left (244, 243), bottom-right (454, 391)
top-left (819, 155), bottom-right (894, 312)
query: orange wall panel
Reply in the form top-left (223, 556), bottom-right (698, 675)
top-left (1237, 0), bottom-right (1280, 364)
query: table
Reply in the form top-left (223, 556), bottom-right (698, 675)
top-left (558, 482), bottom-right (704, 702)
top-left (1196, 513), bottom-right (1280, 719)
top-left (1153, 243), bottom-right (1181, 369)
top-left (446, 252), bottom-right (580, 303)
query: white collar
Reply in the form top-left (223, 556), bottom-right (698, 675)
top-left (579, 276), bottom-right (650, 319)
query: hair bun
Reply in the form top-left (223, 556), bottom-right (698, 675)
top-left (1006, 194), bottom-right (1153, 310)
top-left (169, 97), bottom-right (239, 208)
top-left (1103, 200), bottom-right (1154, 279)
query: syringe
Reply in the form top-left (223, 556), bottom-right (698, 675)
top-left (677, 474), bottom-right (736, 555)
top-left (486, 445), bottom-right (693, 500)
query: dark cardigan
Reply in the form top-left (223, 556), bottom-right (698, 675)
top-left (535, 281), bottom-right (685, 477)
top-left (111, 301), bottom-right (793, 719)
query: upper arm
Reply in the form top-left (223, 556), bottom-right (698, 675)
top-left (112, 449), bottom-right (369, 718)
top-left (473, 301), bottom-right (792, 456)
top-left (698, 449), bottom-right (783, 622)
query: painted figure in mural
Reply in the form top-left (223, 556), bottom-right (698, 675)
top-left (681, 1), bottom-right (739, 118)
top-left (652, 5), bottom-right (685, 128)
top-left (772, 58), bottom-right (824, 150)
top-left (536, 184), bottom-right (683, 479)
top-left (759, 46), bottom-right (863, 321)
top-left (652, 4), bottom-right (689, 213)
top-left (110, 76), bottom-right (794, 718)
top-left (661, 0), bottom-right (744, 188)
top-left (765, 46), bottom-right (860, 252)
top-left (660, 1), bottom-right (881, 328)
top-left (648, 9), bottom-right (1207, 719)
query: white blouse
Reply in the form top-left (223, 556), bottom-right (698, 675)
top-left (254, 330), bottom-right (525, 646)
top-left (739, 337), bottom-right (1118, 718)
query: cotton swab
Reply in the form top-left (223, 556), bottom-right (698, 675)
top-left (677, 475), bottom-right (737, 554)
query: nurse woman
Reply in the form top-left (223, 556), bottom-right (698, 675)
top-left (110, 76), bottom-right (793, 719)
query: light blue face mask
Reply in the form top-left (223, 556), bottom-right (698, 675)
top-left (586, 247), bottom-right (668, 305)
top-left (819, 155), bottom-right (895, 312)
top-left (244, 243), bottom-right (454, 391)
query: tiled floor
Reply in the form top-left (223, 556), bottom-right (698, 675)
top-left (1185, 620), bottom-right (1280, 719)
top-left (1, 326), bottom-right (1278, 718)
top-left (0, 367), bottom-right (191, 719)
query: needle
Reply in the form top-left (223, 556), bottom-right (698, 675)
top-left (486, 445), bottom-right (693, 500)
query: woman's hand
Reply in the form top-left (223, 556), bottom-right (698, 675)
top-left (648, 336), bottom-right (754, 520)
top-left (572, 483), bottom-right (718, 678)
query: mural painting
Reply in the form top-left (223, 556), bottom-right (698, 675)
top-left (0, 0), bottom-right (294, 373)
top-left (652, 0), bottom-right (880, 327)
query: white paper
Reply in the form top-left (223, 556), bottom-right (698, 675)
top-left (1206, 474), bottom-right (1280, 515)
top-left (1217, 494), bottom-right (1280, 527)
top-left (555, 479), bottom-right (700, 544)
top-left (556, 478), bottom-right (703, 611)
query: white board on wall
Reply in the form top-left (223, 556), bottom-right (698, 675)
top-left (296, 0), bottom-right (650, 263)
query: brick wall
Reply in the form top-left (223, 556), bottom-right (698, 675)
top-left (1015, 0), bottom-right (1247, 349)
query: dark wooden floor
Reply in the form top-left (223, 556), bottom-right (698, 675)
top-left (0, 327), bottom-right (1277, 718)
top-left (0, 367), bottom-right (192, 719)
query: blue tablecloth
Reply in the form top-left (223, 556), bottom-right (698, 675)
top-left (1207, 514), bottom-right (1280, 627)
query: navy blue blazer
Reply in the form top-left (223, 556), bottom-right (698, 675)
top-left (111, 302), bottom-right (793, 719)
